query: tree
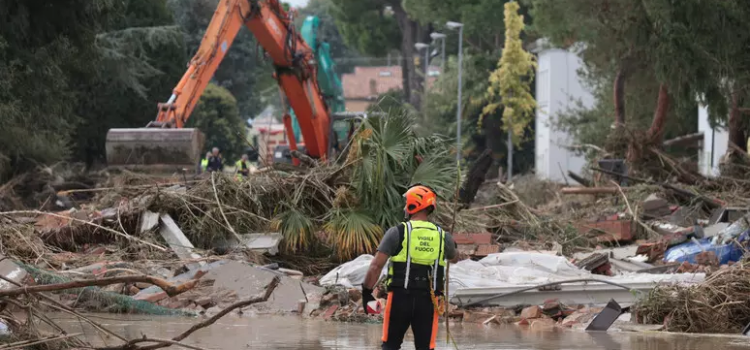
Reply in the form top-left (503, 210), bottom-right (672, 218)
top-left (187, 83), bottom-right (246, 161)
top-left (71, 0), bottom-right (185, 166)
top-left (527, 0), bottom-right (750, 169)
top-left (169, 0), bottom-right (276, 120)
top-left (296, 0), bottom-right (361, 75)
top-left (480, 1), bottom-right (536, 147)
top-left (329, 0), bottom-right (427, 108)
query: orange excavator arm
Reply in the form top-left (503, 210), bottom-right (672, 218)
top-left (155, 0), bottom-right (331, 159)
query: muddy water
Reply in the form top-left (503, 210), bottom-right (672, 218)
top-left (48, 314), bottom-right (750, 350)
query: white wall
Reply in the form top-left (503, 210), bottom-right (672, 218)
top-left (698, 105), bottom-right (728, 177)
top-left (534, 44), bottom-right (594, 183)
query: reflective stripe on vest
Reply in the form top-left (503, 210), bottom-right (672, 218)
top-left (388, 220), bottom-right (445, 290)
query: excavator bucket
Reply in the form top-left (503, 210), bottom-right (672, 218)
top-left (105, 128), bottom-right (205, 173)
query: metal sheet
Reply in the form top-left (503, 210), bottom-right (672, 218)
top-left (451, 282), bottom-right (659, 308)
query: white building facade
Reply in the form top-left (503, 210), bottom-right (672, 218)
top-left (533, 41), bottom-right (594, 183)
top-left (697, 106), bottom-right (728, 177)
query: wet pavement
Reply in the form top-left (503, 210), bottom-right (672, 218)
top-left (48, 314), bottom-right (750, 350)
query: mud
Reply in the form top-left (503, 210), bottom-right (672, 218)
top-left (47, 313), bottom-right (750, 350)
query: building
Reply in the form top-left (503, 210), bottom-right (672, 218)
top-left (341, 66), bottom-right (440, 112)
top-left (248, 105), bottom-right (287, 165)
top-left (698, 106), bottom-right (728, 177)
top-left (532, 40), bottom-right (594, 183)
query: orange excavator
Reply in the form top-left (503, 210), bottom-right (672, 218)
top-left (105, 0), bottom-right (343, 171)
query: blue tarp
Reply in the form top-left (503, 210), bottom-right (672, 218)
top-left (664, 231), bottom-right (749, 265)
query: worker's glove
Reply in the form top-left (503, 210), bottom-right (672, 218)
top-left (361, 286), bottom-right (375, 314)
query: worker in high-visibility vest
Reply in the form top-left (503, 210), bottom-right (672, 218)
top-left (362, 185), bottom-right (459, 350)
top-left (234, 153), bottom-right (256, 181)
top-left (200, 152), bottom-right (211, 173)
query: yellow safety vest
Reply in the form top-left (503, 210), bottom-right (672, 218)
top-left (235, 160), bottom-right (250, 180)
top-left (200, 159), bottom-right (208, 171)
top-left (387, 220), bottom-right (446, 292)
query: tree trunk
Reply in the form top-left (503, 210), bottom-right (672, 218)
top-left (728, 90), bottom-right (746, 153)
top-left (646, 84), bottom-right (670, 145)
top-left (613, 67), bottom-right (627, 126)
top-left (392, 5), bottom-right (420, 108)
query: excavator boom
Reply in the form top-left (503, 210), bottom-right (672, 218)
top-left (106, 0), bottom-right (331, 171)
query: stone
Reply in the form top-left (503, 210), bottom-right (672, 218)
top-left (348, 288), bottom-right (362, 303)
top-left (195, 296), bottom-right (214, 307)
top-left (561, 310), bottom-right (598, 328)
top-left (542, 299), bottom-right (561, 315)
top-left (520, 305), bottom-right (543, 320)
top-left (642, 194), bottom-right (670, 218)
top-left (530, 318), bottom-right (556, 329)
top-left (462, 310), bottom-right (495, 323)
top-left (128, 285), bottom-right (140, 295)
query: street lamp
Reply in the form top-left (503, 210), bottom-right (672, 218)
top-left (430, 32), bottom-right (446, 70)
top-left (415, 42), bottom-right (430, 119)
top-left (446, 21), bottom-right (464, 165)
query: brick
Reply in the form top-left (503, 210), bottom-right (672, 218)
top-left (474, 244), bottom-right (499, 257)
top-left (452, 233), bottom-right (492, 245)
top-left (520, 305), bottom-right (543, 319)
top-left (577, 220), bottom-right (634, 243)
top-left (323, 305), bottom-right (339, 320)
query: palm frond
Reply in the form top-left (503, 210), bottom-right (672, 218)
top-left (324, 209), bottom-right (383, 261)
top-left (271, 206), bottom-right (316, 253)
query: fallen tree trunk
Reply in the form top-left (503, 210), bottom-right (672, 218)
top-left (0, 273), bottom-right (205, 298)
top-left (663, 132), bottom-right (703, 148)
top-left (561, 187), bottom-right (619, 195)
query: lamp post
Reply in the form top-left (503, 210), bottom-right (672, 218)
top-left (430, 32), bottom-right (446, 70)
top-left (446, 21), bottom-right (464, 165)
top-left (415, 42), bottom-right (430, 119)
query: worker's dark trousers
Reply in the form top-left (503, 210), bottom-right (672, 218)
top-left (381, 288), bottom-right (438, 350)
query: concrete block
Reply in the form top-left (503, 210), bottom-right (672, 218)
top-left (159, 213), bottom-right (203, 271)
top-left (238, 233), bottom-right (282, 255)
top-left (0, 256), bottom-right (28, 290)
top-left (140, 210), bottom-right (160, 233)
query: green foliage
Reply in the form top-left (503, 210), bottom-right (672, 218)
top-left (324, 208), bottom-right (382, 260)
top-left (481, 2), bottom-right (536, 146)
top-left (527, 0), bottom-right (750, 151)
top-left (272, 206), bottom-right (316, 253)
top-left (296, 0), bottom-right (361, 74)
top-left (187, 84), bottom-right (246, 162)
top-left (72, 0), bottom-right (184, 165)
top-left (404, 0), bottom-right (519, 53)
top-left (349, 112), bottom-right (457, 228)
top-left (169, 0), bottom-right (275, 119)
top-left (328, 0), bottom-right (401, 57)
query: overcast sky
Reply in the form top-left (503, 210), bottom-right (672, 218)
top-left (286, 0), bottom-right (309, 8)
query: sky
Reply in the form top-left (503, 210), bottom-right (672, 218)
top-left (286, 0), bottom-right (309, 8)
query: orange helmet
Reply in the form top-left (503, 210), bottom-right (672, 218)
top-left (403, 185), bottom-right (437, 215)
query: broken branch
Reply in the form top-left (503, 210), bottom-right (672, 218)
top-left (561, 187), bottom-right (620, 195)
top-left (567, 171), bottom-right (591, 187)
top-left (127, 276), bottom-right (281, 350)
top-left (0, 210), bottom-right (167, 251)
top-left (0, 273), bottom-right (203, 298)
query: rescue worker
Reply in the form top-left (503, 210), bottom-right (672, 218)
top-left (200, 152), bottom-right (211, 173)
top-left (234, 153), bottom-right (255, 180)
top-left (206, 147), bottom-right (224, 172)
top-left (362, 185), bottom-right (458, 350)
